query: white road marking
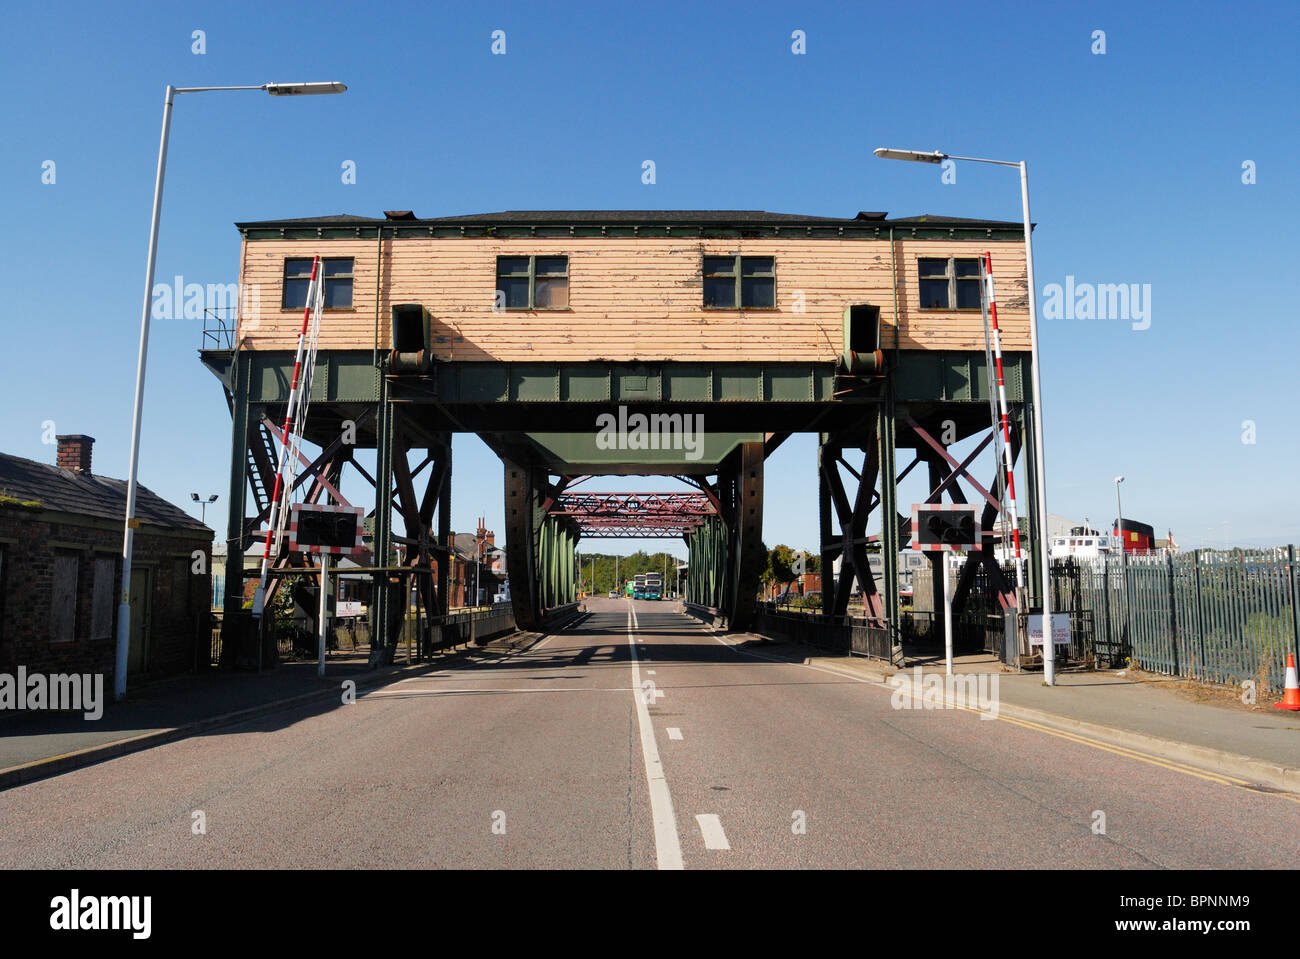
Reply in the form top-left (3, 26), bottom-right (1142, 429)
top-left (695, 814), bottom-right (731, 850)
top-left (368, 687), bottom-right (627, 697)
top-left (646, 670), bottom-right (656, 675)
top-left (628, 605), bottom-right (684, 870)
top-left (666, 727), bottom-right (683, 740)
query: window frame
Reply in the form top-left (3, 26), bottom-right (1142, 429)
top-left (50, 550), bottom-right (79, 644)
top-left (495, 255), bottom-right (570, 311)
top-left (916, 256), bottom-right (984, 311)
top-left (281, 257), bottom-right (355, 311)
top-left (702, 255), bottom-right (777, 310)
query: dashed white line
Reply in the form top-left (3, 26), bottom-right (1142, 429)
top-left (666, 727), bottom-right (683, 740)
top-left (695, 814), bottom-right (731, 850)
top-left (628, 605), bottom-right (683, 870)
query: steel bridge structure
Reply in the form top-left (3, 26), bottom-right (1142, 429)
top-left (201, 209), bottom-right (1045, 663)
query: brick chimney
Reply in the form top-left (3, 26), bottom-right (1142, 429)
top-left (56, 434), bottom-right (95, 474)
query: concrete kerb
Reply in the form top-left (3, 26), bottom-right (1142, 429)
top-left (0, 625), bottom-right (555, 792)
top-left (799, 653), bottom-right (1300, 795)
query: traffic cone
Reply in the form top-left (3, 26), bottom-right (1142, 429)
top-left (1273, 654), bottom-right (1300, 711)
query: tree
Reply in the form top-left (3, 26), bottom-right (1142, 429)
top-left (769, 544), bottom-right (796, 596)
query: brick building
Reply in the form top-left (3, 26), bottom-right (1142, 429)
top-left (0, 435), bottom-right (212, 683)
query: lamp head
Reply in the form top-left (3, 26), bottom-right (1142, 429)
top-left (873, 147), bottom-right (947, 164)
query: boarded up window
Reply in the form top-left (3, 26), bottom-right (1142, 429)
top-left (50, 552), bottom-right (79, 643)
top-left (91, 557), bottom-right (116, 640)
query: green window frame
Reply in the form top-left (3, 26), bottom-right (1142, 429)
top-left (917, 257), bottom-right (982, 310)
top-left (495, 255), bottom-right (570, 310)
top-left (703, 255), bottom-right (776, 309)
top-left (282, 257), bottom-right (354, 310)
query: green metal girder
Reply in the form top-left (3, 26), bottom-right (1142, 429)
top-left (209, 349), bottom-right (1026, 409)
top-left (520, 430), bottom-right (765, 474)
top-left (240, 224), bottom-right (1028, 243)
top-left (204, 350), bottom-right (839, 406)
top-left (894, 351), bottom-right (1028, 404)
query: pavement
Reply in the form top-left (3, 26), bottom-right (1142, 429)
top-left (0, 630), bottom-right (540, 790)
top-left (0, 597), bottom-right (1296, 869)
top-left (782, 644), bottom-right (1300, 793)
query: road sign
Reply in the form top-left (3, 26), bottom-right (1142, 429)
top-left (1028, 613), bottom-right (1071, 646)
top-left (288, 503), bottom-right (366, 555)
top-left (911, 504), bottom-right (979, 552)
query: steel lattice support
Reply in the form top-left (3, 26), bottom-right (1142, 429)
top-left (503, 457), bottom-right (543, 631)
top-left (552, 491), bottom-right (715, 538)
top-left (724, 442), bottom-right (765, 631)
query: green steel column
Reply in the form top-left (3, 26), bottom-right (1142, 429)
top-left (222, 354), bottom-right (250, 619)
top-left (567, 528), bottom-right (576, 603)
top-left (878, 394), bottom-right (901, 649)
top-left (437, 438), bottom-right (451, 618)
top-left (373, 374), bottom-right (394, 650)
top-left (818, 434), bottom-right (835, 608)
top-left (541, 518), bottom-right (555, 609)
top-left (538, 519), bottom-right (548, 609)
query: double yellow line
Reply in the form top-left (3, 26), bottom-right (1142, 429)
top-left (970, 705), bottom-right (1300, 804)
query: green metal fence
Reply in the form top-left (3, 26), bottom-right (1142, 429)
top-left (1053, 548), bottom-right (1300, 692)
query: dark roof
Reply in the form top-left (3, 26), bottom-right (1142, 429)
top-left (0, 452), bottom-right (209, 534)
top-left (236, 209), bottom-right (1023, 230)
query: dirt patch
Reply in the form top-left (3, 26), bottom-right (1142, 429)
top-left (1120, 664), bottom-right (1292, 714)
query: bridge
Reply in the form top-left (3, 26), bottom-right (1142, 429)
top-left (201, 209), bottom-right (1041, 660)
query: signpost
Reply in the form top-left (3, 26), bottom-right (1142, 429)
top-left (1028, 613), bottom-right (1071, 647)
top-left (289, 503), bottom-right (366, 675)
top-left (911, 504), bottom-right (980, 676)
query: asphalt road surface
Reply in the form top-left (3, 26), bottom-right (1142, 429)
top-left (1, 598), bottom-right (1295, 869)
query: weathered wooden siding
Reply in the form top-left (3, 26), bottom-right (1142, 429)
top-left (237, 236), bottom-right (1030, 360)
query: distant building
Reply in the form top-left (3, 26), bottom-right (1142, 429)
top-left (0, 435), bottom-right (211, 682)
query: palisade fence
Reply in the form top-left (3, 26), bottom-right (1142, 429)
top-left (1050, 548), bottom-right (1300, 692)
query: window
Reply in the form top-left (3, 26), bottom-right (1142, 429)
top-left (495, 256), bottom-right (569, 310)
top-left (91, 557), bottom-right (115, 640)
top-left (703, 256), bottom-right (775, 309)
top-left (918, 257), bottom-right (982, 309)
top-left (283, 257), bottom-right (354, 309)
top-left (50, 551), bottom-right (78, 643)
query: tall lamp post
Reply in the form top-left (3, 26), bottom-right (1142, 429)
top-left (190, 492), bottom-right (218, 525)
top-left (1114, 475), bottom-right (1127, 643)
top-left (116, 81), bottom-right (347, 702)
top-left (873, 146), bottom-right (1055, 683)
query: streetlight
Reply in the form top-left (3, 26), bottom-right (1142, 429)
top-left (1113, 476), bottom-right (1126, 554)
top-left (115, 80), bottom-right (347, 702)
top-left (190, 492), bottom-right (218, 525)
top-left (1114, 475), bottom-right (1127, 646)
top-left (873, 145), bottom-right (1055, 683)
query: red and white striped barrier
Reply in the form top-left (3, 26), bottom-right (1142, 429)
top-left (985, 251), bottom-right (1024, 588)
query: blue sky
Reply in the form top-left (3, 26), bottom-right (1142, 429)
top-left (2, 0), bottom-right (1296, 558)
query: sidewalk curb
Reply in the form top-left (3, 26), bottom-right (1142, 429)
top-left (0, 628), bottom-right (550, 792)
top-left (799, 655), bottom-right (1300, 794)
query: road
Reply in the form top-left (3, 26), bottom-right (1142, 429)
top-left (0, 598), bottom-right (1295, 869)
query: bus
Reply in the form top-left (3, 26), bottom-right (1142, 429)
top-left (633, 574), bottom-right (647, 599)
top-left (644, 572), bottom-right (662, 600)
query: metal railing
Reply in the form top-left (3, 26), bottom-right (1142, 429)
top-left (200, 309), bottom-right (236, 351)
top-left (1054, 549), bottom-right (1300, 691)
